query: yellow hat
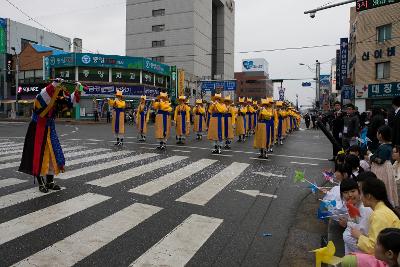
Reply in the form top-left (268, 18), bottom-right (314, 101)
top-left (224, 95), bottom-right (232, 102)
top-left (195, 99), bottom-right (203, 105)
top-left (246, 97), bottom-right (253, 103)
top-left (276, 101), bottom-right (283, 107)
top-left (253, 100), bottom-right (258, 105)
top-left (186, 99), bottom-right (190, 104)
top-left (140, 95), bottom-right (146, 101)
top-left (239, 97), bottom-right (245, 103)
top-left (260, 98), bottom-right (269, 106)
top-left (157, 92), bottom-right (169, 100)
top-left (178, 95), bottom-right (186, 102)
top-left (115, 90), bottom-right (123, 97)
top-left (212, 93), bottom-right (222, 101)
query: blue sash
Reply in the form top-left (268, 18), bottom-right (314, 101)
top-left (158, 110), bottom-right (169, 137)
top-left (259, 120), bottom-right (271, 147)
top-left (114, 108), bottom-right (124, 134)
top-left (213, 113), bottom-right (223, 141)
top-left (179, 111), bottom-right (187, 134)
top-left (246, 112), bottom-right (252, 129)
top-left (224, 113), bottom-right (232, 138)
top-left (140, 112), bottom-right (145, 131)
top-left (198, 114), bottom-right (203, 132)
top-left (278, 117), bottom-right (283, 138)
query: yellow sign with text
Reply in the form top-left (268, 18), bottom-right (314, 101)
top-left (178, 69), bottom-right (185, 96)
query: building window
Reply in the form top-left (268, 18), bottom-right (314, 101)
top-left (152, 24), bottom-right (165, 32)
top-left (152, 9), bottom-right (165, 17)
top-left (151, 56), bottom-right (165, 63)
top-left (152, 40), bottom-right (165, 47)
top-left (376, 62), bottom-right (390, 79)
top-left (377, 24), bottom-right (392, 43)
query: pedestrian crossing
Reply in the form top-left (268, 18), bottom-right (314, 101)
top-left (0, 141), bottom-right (256, 266)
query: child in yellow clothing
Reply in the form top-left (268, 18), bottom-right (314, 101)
top-left (207, 93), bottom-right (228, 154)
top-left (236, 97), bottom-right (248, 142)
top-left (193, 99), bottom-right (207, 140)
top-left (153, 92), bottom-right (173, 150)
top-left (108, 90), bottom-right (126, 146)
top-left (174, 96), bottom-right (191, 144)
top-left (136, 95), bottom-right (150, 142)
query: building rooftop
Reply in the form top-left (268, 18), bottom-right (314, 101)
top-left (31, 43), bottom-right (68, 55)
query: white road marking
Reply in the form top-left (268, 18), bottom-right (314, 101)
top-left (236, 190), bottom-right (278, 199)
top-left (13, 203), bottom-right (162, 267)
top-left (63, 148), bottom-right (110, 159)
top-left (250, 157), bottom-right (271, 161)
top-left (130, 159), bottom-right (217, 196)
top-left (176, 162), bottom-right (249, 206)
top-left (0, 178), bottom-right (26, 189)
top-left (253, 172), bottom-right (286, 178)
top-left (88, 156), bottom-right (187, 187)
top-left (0, 144), bottom-right (23, 151)
top-left (172, 149), bottom-right (192, 153)
top-left (210, 154), bottom-right (233, 157)
top-left (130, 214), bottom-right (223, 267)
top-left (87, 139), bottom-right (104, 142)
top-left (0, 187), bottom-right (66, 209)
top-left (0, 154), bottom-right (21, 162)
top-left (290, 162), bottom-right (319, 166)
top-left (0, 142), bottom-right (18, 147)
top-left (59, 153), bottom-right (158, 180)
top-left (0, 193), bottom-right (110, 246)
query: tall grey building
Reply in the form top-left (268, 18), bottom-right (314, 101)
top-left (126, 0), bottom-right (235, 81)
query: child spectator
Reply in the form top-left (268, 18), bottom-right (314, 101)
top-left (349, 144), bottom-right (371, 172)
top-left (368, 125), bottom-right (399, 206)
top-left (345, 154), bottom-right (364, 179)
top-left (392, 146), bottom-right (400, 183)
top-left (323, 164), bottom-right (348, 215)
top-left (375, 228), bottom-right (400, 267)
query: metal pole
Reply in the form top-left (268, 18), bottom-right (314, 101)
top-left (316, 60), bottom-right (320, 109)
top-left (304, 0), bottom-right (354, 14)
top-left (15, 53), bottom-right (19, 118)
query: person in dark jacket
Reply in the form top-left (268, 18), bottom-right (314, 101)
top-left (368, 107), bottom-right (386, 152)
top-left (342, 104), bottom-right (360, 149)
top-left (389, 96), bottom-right (400, 146)
top-left (304, 113), bottom-right (311, 129)
top-left (330, 101), bottom-right (344, 161)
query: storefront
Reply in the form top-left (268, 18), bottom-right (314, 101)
top-left (355, 82), bottom-right (400, 112)
top-left (44, 53), bottom-right (172, 120)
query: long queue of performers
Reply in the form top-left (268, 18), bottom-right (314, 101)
top-left (109, 91), bottom-right (301, 159)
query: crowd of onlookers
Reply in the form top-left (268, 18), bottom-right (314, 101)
top-left (316, 97), bottom-right (400, 266)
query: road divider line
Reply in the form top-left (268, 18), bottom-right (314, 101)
top-left (176, 162), bottom-right (249, 206)
top-left (130, 214), bottom-right (223, 267)
top-left (130, 159), bottom-right (217, 196)
top-left (87, 156), bottom-right (187, 187)
top-left (13, 203), bottom-right (162, 267)
top-left (0, 193), bottom-right (110, 246)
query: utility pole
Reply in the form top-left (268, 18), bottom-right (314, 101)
top-left (11, 47), bottom-right (19, 118)
top-left (316, 60), bottom-right (320, 109)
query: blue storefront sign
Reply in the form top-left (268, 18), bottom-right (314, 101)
top-left (83, 85), bottom-right (162, 97)
top-left (339, 38), bottom-right (348, 87)
top-left (201, 80), bottom-right (237, 92)
top-left (341, 85), bottom-right (354, 100)
top-left (368, 82), bottom-right (400, 98)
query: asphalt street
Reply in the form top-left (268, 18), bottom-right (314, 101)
top-left (0, 120), bottom-right (332, 266)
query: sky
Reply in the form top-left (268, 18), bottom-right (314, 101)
top-left (0, 0), bottom-right (352, 106)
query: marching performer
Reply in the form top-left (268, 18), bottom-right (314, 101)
top-left (236, 97), bottom-right (248, 142)
top-left (254, 98), bottom-right (273, 159)
top-left (207, 93), bottom-right (228, 154)
top-left (109, 90), bottom-right (126, 146)
top-left (276, 101), bottom-right (285, 145)
top-left (252, 100), bottom-right (259, 133)
top-left (193, 99), bottom-right (207, 140)
top-left (246, 97), bottom-right (255, 136)
top-left (223, 95), bottom-right (235, 149)
top-left (19, 79), bottom-right (81, 193)
top-left (266, 98), bottom-right (275, 152)
top-left (174, 96), bottom-right (191, 144)
top-left (136, 95), bottom-right (150, 142)
top-left (153, 92), bottom-right (173, 150)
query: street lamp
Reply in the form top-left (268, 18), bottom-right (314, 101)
top-left (299, 61), bottom-right (320, 109)
top-left (11, 47), bottom-right (19, 118)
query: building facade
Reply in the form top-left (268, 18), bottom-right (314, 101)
top-left (234, 72), bottom-right (273, 101)
top-left (125, 0), bottom-right (235, 83)
top-left (348, 3), bottom-right (400, 112)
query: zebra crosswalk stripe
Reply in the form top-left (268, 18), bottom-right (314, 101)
top-left (129, 159), bottom-right (217, 196)
top-left (66, 150), bottom-right (131, 167)
top-left (0, 142), bottom-right (14, 146)
top-left (176, 162), bottom-right (249, 206)
top-left (13, 203), bottom-right (163, 267)
top-left (87, 156), bottom-right (188, 188)
top-left (0, 149), bottom-right (22, 156)
top-left (0, 187), bottom-right (66, 209)
top-left (0, 193), bottom-right (110, 246)
top-left (58, 153), bottom-right (158, 180)
top-left (0, 178), bottom-right (26, 189)
top-left (130, 214), bottom-right (223, 267)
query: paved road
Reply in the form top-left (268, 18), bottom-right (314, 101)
top-left (0, 121), bottom-right (331, 266)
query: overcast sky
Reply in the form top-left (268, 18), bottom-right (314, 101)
top-left (0, 0), bottom-right (352, 106)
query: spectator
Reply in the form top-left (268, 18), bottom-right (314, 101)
top-left (368, 125), bottom-right (398, 207)
top-left (348, 145), bottom-right (371, 172)
top-left (331, 101), bottom-right (344, 161)
top-left (342, 104), bottom-right (360, 149)
top-left (368, 107), bottom-right (386, 152)
top-left (375, 228), bottom-right (400, 267)
top-left (392, 145), bottom-right (400, 183)
top-left (344, 154), bottom-right (364, 180)
top-left (389, 96), bottom-right (400, 146)
top-left (304, 113), bottom-right (311, 129)
top-left (311, 113), bottom-right (317, 129)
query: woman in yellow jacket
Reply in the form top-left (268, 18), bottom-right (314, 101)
top-left (136, 95), bottom-right (150, 142)
top-left (109, 90), bottom-right (126, 146)
top-left (153, 92), bottom-right (173, 150)
top-left (207, 93), bottom-right (228, 154)
top-left (254, 99), bottom-right (274, 159)
top-left (224, 95), bottom-right (235, 149)
top-left (193, 99), bottom-right (206, 140)
top-left (174, 95), bottom-right (191, 144)
top-left (236, 97), bottom-right (248, 142)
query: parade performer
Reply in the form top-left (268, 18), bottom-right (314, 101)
top-left (254, 99), bottom-right (273, 159)
top-left (276, 101), bottom-right (285, 145)
top-left (19, 79), bottom-right (81, 193)
top-left (207, 93), bottom-right (228, 154)
top-left (266, 98), bottom-right (275, 152)
top-left (174, 96), bottom-right (191, 144)
top-left (223, 95), bottom-right (235, 149)
top-left (236, 97), bottom-right (248, 142)
top-left (136, 95), bottom-right (150, 142)
top-left (109, 90), bottom-right (126, 146)
top-left (153, 92), bottom-right (173, 150)
top-left (246, 98), bottom-right (255, 136)
top-left (253, 100), bottom-right (259, 133)
top-left (193, 99), bottom-right (206, 140)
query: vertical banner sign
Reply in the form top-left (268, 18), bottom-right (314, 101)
top-left (336, 49), bottom-right (341, 90)
top-left (0, 18), bottom-right (7, 53)
top-left (278, 87), bottom-right (285, 101)
top-left (170, 66), bottom-right (177, 102)
top-left (340, 38), bottom-right (348, 88)
top-left (178, 69), bottom-right (185, 97)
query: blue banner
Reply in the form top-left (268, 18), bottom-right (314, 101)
top-left (201, 80), bottom-right (237, 92)
top-left (340, 38), bottom-right (348, 87)
top-left (368, 82), bottom-right (400, 98)
top-left (341, 85), bottom-right (354, 100)
top-left (82, 84), bottom-right (161, 97)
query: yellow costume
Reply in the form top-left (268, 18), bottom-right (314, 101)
top-left (223, 96), bottom-right (235, 149)
top-left (246, 98), bottom-right (255, 134)
top-left (276, 101), bottom-right (285, 145)
top-left (236, 97), bottom-right (248, 141)
top-left (136, 95), bottom-right (150, 141)
top-left (207, 94), bottom-right (228, 154)
top-left (109, 90), bottom-right (126, 145)
top-left (254, 99), bottom-right (273, 159)
top-left (193, 99), bottom-right (207, 140)
top-left (174, 96), bottom-right (191, 144)
top-left (153, 92), bottom-right (173, 149)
